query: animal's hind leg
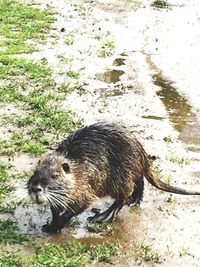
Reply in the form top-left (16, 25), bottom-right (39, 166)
top-left (88, 200), bottom-right (124, 223)
top-left (128, 178), bottom-right (144, 206)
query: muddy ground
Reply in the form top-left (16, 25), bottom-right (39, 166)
top-left (4, 0), bottom-right (200, 266)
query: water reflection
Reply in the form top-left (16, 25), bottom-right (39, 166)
top-left (152, 73), bottom-right (200, 151)
top-left (153, 74), bottom-right (195, 132)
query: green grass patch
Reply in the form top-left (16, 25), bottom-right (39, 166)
top-left (0, 55), bottom-right (51, 80)
top-left (34, 242), bottom-right (89, 267)
top-left (86, 222), bottom-right (115, 236)
top-left (0, 0), bottom-right (54, 42)
top-left (25, 92), bottom-right (62, 111)
top-left (0, 0), bottom-right (80, 149)
top-left (0, 85), bottom-right (24, 103)
top-left (41, 109), bottom-right (79, 133)
top-left (0, 133), bottom-right (45, 156)
top-left (13, 171), bottom-right (29, 180)
top-left (23, 142), bottom-right (45, 155)
top-left (0, 202), bottom-right (16, 213)
top-left (0, 196), bottom-right (32, 213)
top-left (58, 82), bottom-right (75, 93)
top-left (28, 128), bottom-right (53, 146)
top-left (0, 220), bottom-right (28, 244)
top-left (0, 5), bottom-right (82, 262)
top-left (9, 115), bottom-right (36, 128)
top-left (0, 184), bottom-right (15, 200)
top-left (90, 243), bottom-right (118, 263)
top-left (135, 243), bottom-right (162, 264)
top-left (0, 183), bottom-right (15, 207)
top-left (98, 39), bottom-right (115, 58)
top-left (0, 249), bottom-right (22, 267)
top-left (32, 241), bottom-right (118, 266)
top-left (73, 3), bottom-right (92, 16)
top-left (152, 166), bottom-right (174, 186)
top-left (0, 162), bottom-right (10, 182)
top-left (152, 165), bottom-right (162, 176)
top-left (0, 38), bottom-right (36, 55)
top-left (164, 175), bottom-right (173, 185)
top-left (0, 184), bottom-right (14, 195)
top-left (65, 36), bottom-right (74, 46)
top-left (166, 154), bottom-right (190, 165)
top-left (67, 70), bottom-right (80, 79)
top-left (0, 240), bottom-right (118, 266)
top-left (0, 136), bottom-right (21, 156)
top-left (2, 111), bottom-right (79, 156)
top-left (8, 107), bottom-right (80, 136)
top-left (0, 164), bottom-right (15, 211)
top-left (179, 247), bottom-right (190, 257)
top-left (22, 61), bottom-right (51, 81)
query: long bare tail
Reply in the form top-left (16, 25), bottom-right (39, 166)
top-left (145, 168), bottom-right (200, 195)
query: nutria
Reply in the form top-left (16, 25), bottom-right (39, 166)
top-left (27, 123), bottom-right (200, 233)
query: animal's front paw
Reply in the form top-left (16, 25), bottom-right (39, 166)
top-left (42, 223), bottom-right (61, 234)
top-left (91, 208), bottom-right (101, 214)
top-left (87, 214), bottom-right (104, 223)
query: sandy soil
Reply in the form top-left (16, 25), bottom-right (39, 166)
top-left (9, 0), bottom-right (200, 266)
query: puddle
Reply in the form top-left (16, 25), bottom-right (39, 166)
top-left (14, 196), bottom-right (122, 244)
top-left (153, 74), bottom-right (200, 152)
top-left (96, 69), bottom-right (125, 84)
top-left (146, 55), bottom-right (200, 152)
top-left (153, 74), bottom-right (195, 132)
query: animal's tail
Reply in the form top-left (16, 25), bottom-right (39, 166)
top-left (145, 168), bottom-right (200, 195)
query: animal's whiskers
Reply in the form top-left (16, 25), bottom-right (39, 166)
top-left (46, 191), bottom-right (76, 213)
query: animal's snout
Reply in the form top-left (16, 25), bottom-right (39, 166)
top-left (31, 185), bottom-right (43, 194)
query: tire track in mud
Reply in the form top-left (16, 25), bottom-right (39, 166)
top-left (145, 54), bottom-right (200, 154)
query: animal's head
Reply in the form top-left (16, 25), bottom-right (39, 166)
top-left (27, 153), bottom-right (73, 207)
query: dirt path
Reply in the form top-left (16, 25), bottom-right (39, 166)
top-left (12, 0), bottom-right (200, 265)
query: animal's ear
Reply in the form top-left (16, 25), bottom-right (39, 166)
top-left (62, 163), bottom-right (70, 173)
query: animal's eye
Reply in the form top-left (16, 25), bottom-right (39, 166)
top-left (51, 174), bottom-right (58, 179)
top-left (62, 163), bottom-right (70, 173)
